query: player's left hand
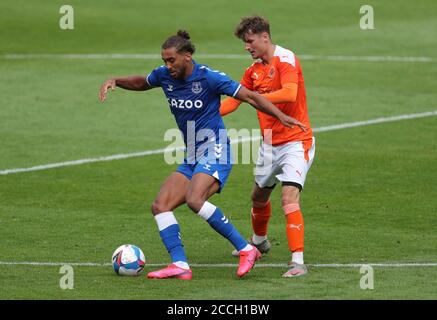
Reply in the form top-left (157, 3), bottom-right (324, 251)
top-left (279, 115), bottom-right (307, 132)
top-left (99, 79), bottom-right (116, 102)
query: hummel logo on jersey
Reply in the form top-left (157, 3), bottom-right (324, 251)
top-left (288, 224), bottom-right (303, 231)
top-left (221, 216), bottom-right (229, 224)
top-left (214, 144), bottom-right (223, 158)
top-left (167, 84), bottom-right (174, 92)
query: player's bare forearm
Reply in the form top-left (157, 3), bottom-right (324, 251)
top-left (251, 94), bottom-right (284, 119)
top-left (240, 83), bottom-right (298, 108)
top-left (235, 86), bottom-right (307, 131)
top-left (114, 76), bottom-right (150, 91)
top-left (236, 87), bottom-right (282, 118)
top-left (245, 97), bottom-right (258, 108)
top-left (99, 75), bottom-right (153, 102)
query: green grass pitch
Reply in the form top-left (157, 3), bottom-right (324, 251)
top-left (0, 0), bottom-right (436, 299)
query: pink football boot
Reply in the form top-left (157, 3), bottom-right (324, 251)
top-left (237, 246), bottom-right (261, 277)
top-left (147, 263), bottom-right (192, 280)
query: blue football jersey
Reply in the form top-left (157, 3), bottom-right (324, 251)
top-left (146, 61), bottom-right (241, 157)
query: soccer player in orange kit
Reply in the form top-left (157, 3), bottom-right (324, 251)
top-left (221, 16), bottom-right (315, 277)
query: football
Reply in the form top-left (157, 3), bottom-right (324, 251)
top-left (112, 244), bottom-right (146, 276)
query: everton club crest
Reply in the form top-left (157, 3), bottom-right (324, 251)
top-left (191, 81), bottom-right (203, 94)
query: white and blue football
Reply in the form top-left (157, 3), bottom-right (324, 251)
top-left (112, 244), bottom-right (146, 276)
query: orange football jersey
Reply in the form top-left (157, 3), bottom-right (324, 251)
top-left (241, 45), bottom-right (313, 145)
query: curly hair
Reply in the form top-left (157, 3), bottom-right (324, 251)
top-left (162, 30), bottom-right (196, 54)
top-left (234, 15), bottom-right (271, 40)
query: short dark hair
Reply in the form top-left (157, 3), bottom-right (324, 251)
top-left (162, 30), bottom-right (196, 54)
top-left (235, 15), bottom-right (271, 40)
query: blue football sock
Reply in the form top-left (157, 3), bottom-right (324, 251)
top-left (159, 224), bottom-right (187, 263)
top-left (206, 207), bottom-right (248, 251)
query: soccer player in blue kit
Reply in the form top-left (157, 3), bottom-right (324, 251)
top-left (99, 30), bottom-right (306, 280)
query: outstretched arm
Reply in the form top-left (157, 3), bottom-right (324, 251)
top-left (235, 86), bottom-right (306, 131)
top-left (220, 97), bottom-right (242, 116)
top-left (262, 83), bottom-right (298, 104)
top-left (99, 76), bottom-right (154, 102)
top-left (220, 83), bottom-right (297, 116)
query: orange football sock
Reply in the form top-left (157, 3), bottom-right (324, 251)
top-left (251, 201), bottom-right (271, 237)
top-left (283, 203), bottom-right (304, 253)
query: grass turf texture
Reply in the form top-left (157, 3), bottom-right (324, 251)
top-left (0, 0), bottom-right (436, 299)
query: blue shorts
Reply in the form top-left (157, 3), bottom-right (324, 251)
top-left (176, 142), bottom-right (233, 193)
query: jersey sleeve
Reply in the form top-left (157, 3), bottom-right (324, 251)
top-left (240, 66), bottom-right (254, 90)
top-left (206, 70), bottom-right (242, 98)
top-left (145, 66), bottom-right (165, 87)
top-left (278, 60), bottom-right (298, 86)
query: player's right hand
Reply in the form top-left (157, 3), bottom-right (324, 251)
top-left (99, 79), bottom-right (116, 102)
top-left (280, 115), bottom-right (307, 132)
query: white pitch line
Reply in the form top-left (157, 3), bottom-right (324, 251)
top-left (1, 53), bottom-right (434, 63)
top-left (314, 110), bottom-right (437, 132)
top-left (0, 147), bottom-right (185, 175)
top-left (0, 261), bottom-right (436, 268)
top-left (300, 55), bottom-right (433, 63)
top-left (1, 110), bottom-right (436, 176)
